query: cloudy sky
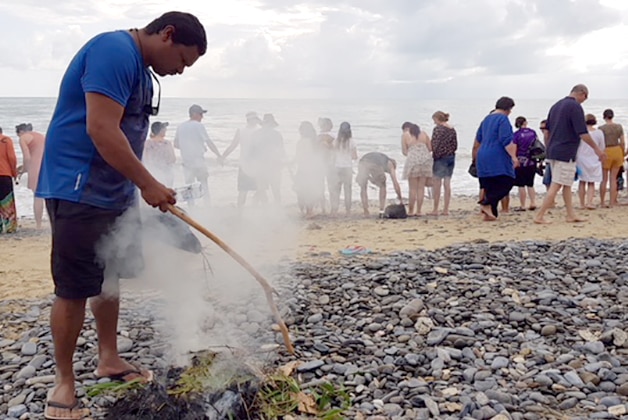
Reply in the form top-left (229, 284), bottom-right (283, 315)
top-left (1, 0), bottom-right (627, 99)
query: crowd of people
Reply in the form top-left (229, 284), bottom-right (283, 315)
top-left (471, 84), bottom-right (626, 224)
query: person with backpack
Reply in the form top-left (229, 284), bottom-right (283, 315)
top-left (512, 116), bottom-right (539, 210)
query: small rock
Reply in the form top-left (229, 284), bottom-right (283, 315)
top-left (617, 382), bottom-right (628, 396)
top-left (307, 313), bottom-right (323, 324)
top-left (117, 336), bottom-right (134, 353)
top-left (297, 360), bottom-right (324, 372)
top-left (7, 404), bottom-right (27, 418)
top-left (608, 405), bottom-right (626, 417)
top-left (582, 341), bottom-right (605, 354)
top-left (491, 356), bottom-right (509, 370)
top-left (16, 365), bottom-right (36, 380)
top-left (540, 325), bottom-right (557, 336)
top-left (20, 343), bottom-right (37, 357)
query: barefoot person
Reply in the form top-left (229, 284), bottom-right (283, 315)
top-left (35, 12), bottom-right (206, 419)
top-left (534, 84), bottom-right (606, 224)
top-left (577, 114), bottom-right (605, 209)
top-left (512, 116), bottom-right (538, 211)
top-left (598, 108), bottom-right (626, 207)
top-left (356, 151), bottom-right (403, 217)
top-left (473, 97), bottom-right (518, 221)
top-left (430, 111), bottom-right (457, 215)
top-left (16, 123), bottom-right (45, 228)
top-left (0, 127), bottom-right (18, 233)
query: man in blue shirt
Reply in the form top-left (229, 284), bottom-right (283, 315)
top-left (534, 84), bottom-right (606, 224)
top-left (36, 12), bottom-right (206, 419)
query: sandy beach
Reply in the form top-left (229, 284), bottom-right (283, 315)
top-left (1, 195), bottom-right (627, 301)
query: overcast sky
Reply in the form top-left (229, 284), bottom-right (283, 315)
top-left (1, 0), bottom-right (627, 99)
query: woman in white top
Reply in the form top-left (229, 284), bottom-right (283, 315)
top-left (577, 113), bottom-right (605, 209)
top-left (331, 122), bottom-right (357, 216)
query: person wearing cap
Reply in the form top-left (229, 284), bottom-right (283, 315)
top-left (222, 111), bottom-right (262, 207)
top-left (144, 121), bottom-right (176, 187)
top-left (174, 104), bottom-right (221, 204)
top-left (34, 11), bottom-right (207, 419)
top-left (251, 113), bottom-right (286, 203)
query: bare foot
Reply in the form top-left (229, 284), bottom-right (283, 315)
top-left (533, 218), bottom-right (551, 224)
top-left (428, 211), bottom-right (439, 216)
top-left (47, 382), bottom-right (77, 411)
top-left (566, 217), bottom-right (587, 223)
top-left (482, 214), bottom-right (497, 222)
top-left (586, 205), bottom-right (596, 210)
top-left (441, 210), bottom-right (449, 216)
top-left (480, 205), bottom-right (496, 221)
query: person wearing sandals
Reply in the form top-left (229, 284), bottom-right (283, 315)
top-left (35, 13), bottom-right (207, 420)
top-left (402, 122), bottom-right (433, 216)
top-left (512, 116), bottom-right (538, 211)
top-left (577, 114), bottom-right (605, 209)
top-left (430, 111), bottom-right (457, 215)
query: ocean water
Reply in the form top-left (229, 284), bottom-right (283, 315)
top-left (2, 97), bottom-right (627, 218)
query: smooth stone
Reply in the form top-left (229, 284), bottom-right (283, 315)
top-left (485, 390), bottom-right (512, 405)
top-left (608, 405), bottom-right (627, 417)
top-left (599, 396), bottom-right (622, 407)
top-left (8, 394), bottom-right (26, 407)
top-left (373, 287), bottom-right (389, 297)
top-left (540, 325), bottom-right (557, 336)
top-left (307, 313), bottom-right (323, 324)
top-left (509, 312), bottom-right (527, 322)
top-left (426, 328), bottom-right (450, 345)
top-left (534, 375), bottom-right (553, 386)
top-left (297, 360), bottom-right (324, 372)
top-left (583, 341), bottom-right (605, 354)
top-left (564, 371), bottom-right (585, 388)
top-left (491, 356), bottom-right (509, 370)
top-left (617, 383), bottom-right (628, 396)
top-left (475, 379), bottom-right (497, 392)
top-left (399, 299), bottom-right (424, 319)
top-left (28, 355), bottom-right (47, 370)
top-left (117, 336), bottom-right (133, 353)
top-left (20, 343), bottom-right (37, 357)
top-left (558, 397), bottom-right (578, 410)
top-left (382, 403), bottom-right (403, 417)
top-left (16, 366), bottom-right (36, 380)
top-left (7, 404), bottom-right (27, 418)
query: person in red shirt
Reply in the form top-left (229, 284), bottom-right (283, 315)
top-left (0, 127), bottom-right (18, 233)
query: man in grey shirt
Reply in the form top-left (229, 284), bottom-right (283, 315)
top-left (174, 104), bottom-right (221, 204)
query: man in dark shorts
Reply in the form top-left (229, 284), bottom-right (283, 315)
top-left (356, 151), bottom-right (403, 217)
top-left (35, 12), bottom-right (206, 419)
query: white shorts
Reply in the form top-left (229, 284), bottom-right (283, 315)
top-left (548, 159), bottom-right (576, 186)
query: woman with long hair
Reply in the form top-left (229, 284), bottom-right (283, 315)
top-left (330, 122), bottom-right (357, 216)
top-left (402, 123), bottom-right (433, 216)
top-left (430, 111), bottom-right (457, 215)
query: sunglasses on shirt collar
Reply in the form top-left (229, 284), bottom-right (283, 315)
top-left (144, 70), bottom-right (161, 116)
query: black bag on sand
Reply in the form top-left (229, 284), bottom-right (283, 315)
top-left (383, 204), bottom-right (407, 219)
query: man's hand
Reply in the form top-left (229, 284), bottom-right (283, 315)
top-left (141, 180), bottom-right (176, 212)
top-left (512, 156), bottom-right (520, 168)
top-left (596, 148), bottom-right (607, 162)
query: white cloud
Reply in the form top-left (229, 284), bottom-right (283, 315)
top-left (0, 0), bottom-right (627, 98)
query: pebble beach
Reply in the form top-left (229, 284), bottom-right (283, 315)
top-left (0, 196), bottom-right (627, 419)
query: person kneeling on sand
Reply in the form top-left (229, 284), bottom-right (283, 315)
top-left (534, 84), bottom-right (606, 224)
top-left (356, 151), bottom-right (403, 217)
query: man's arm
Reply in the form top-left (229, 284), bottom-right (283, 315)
top-left (199, 126), bottom-right (221, 159)
top-left (86, 93), bottom-right (175, 210)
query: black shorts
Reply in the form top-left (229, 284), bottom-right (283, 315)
top-left (514, 165), bottom-right (536, 187)
top-left (46, 199), bottom-right (143, 300)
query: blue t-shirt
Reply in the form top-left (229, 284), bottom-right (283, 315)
top-left (546, 96), bottom-right (587, 162)
top-left (36, 31), bottom-right (153, 210)
top-left (476, 113), bottom-right (515, 178)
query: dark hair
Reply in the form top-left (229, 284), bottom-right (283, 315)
top-left (515, 116), bottom-right (526, 129)
top-left (336, 121), bottom-right (352, 150)
top-left (145, 12), bottom-right (207, 56)
top-left (0, 127), bottom-right (3, 134)
top-left (299, 121), bottom-right (317, 143)
top-left (16, 123), bottom-right (32, 134)
top-left (585, 113), bottom-right (597, 126)
top-left (495, 96), bottom-right (515, 111)
top-left (603, 109), bottom-right (614, 120)
top-left (318, 117), bottom-right (332, 132)
top-left (401, 121), bottom-right (413, 131)
top-left (409, 123), bottom-right (420, 138)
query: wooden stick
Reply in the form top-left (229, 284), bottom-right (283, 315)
top-left (167, 204), bottom-right (295, 355)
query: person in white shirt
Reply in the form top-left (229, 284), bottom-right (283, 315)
top-left (174, 104), bottom-right (221, 204)
top-left (331, 121), bottom-right (357, 216)
top-left (222, 111), bottom-right (262, 207)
